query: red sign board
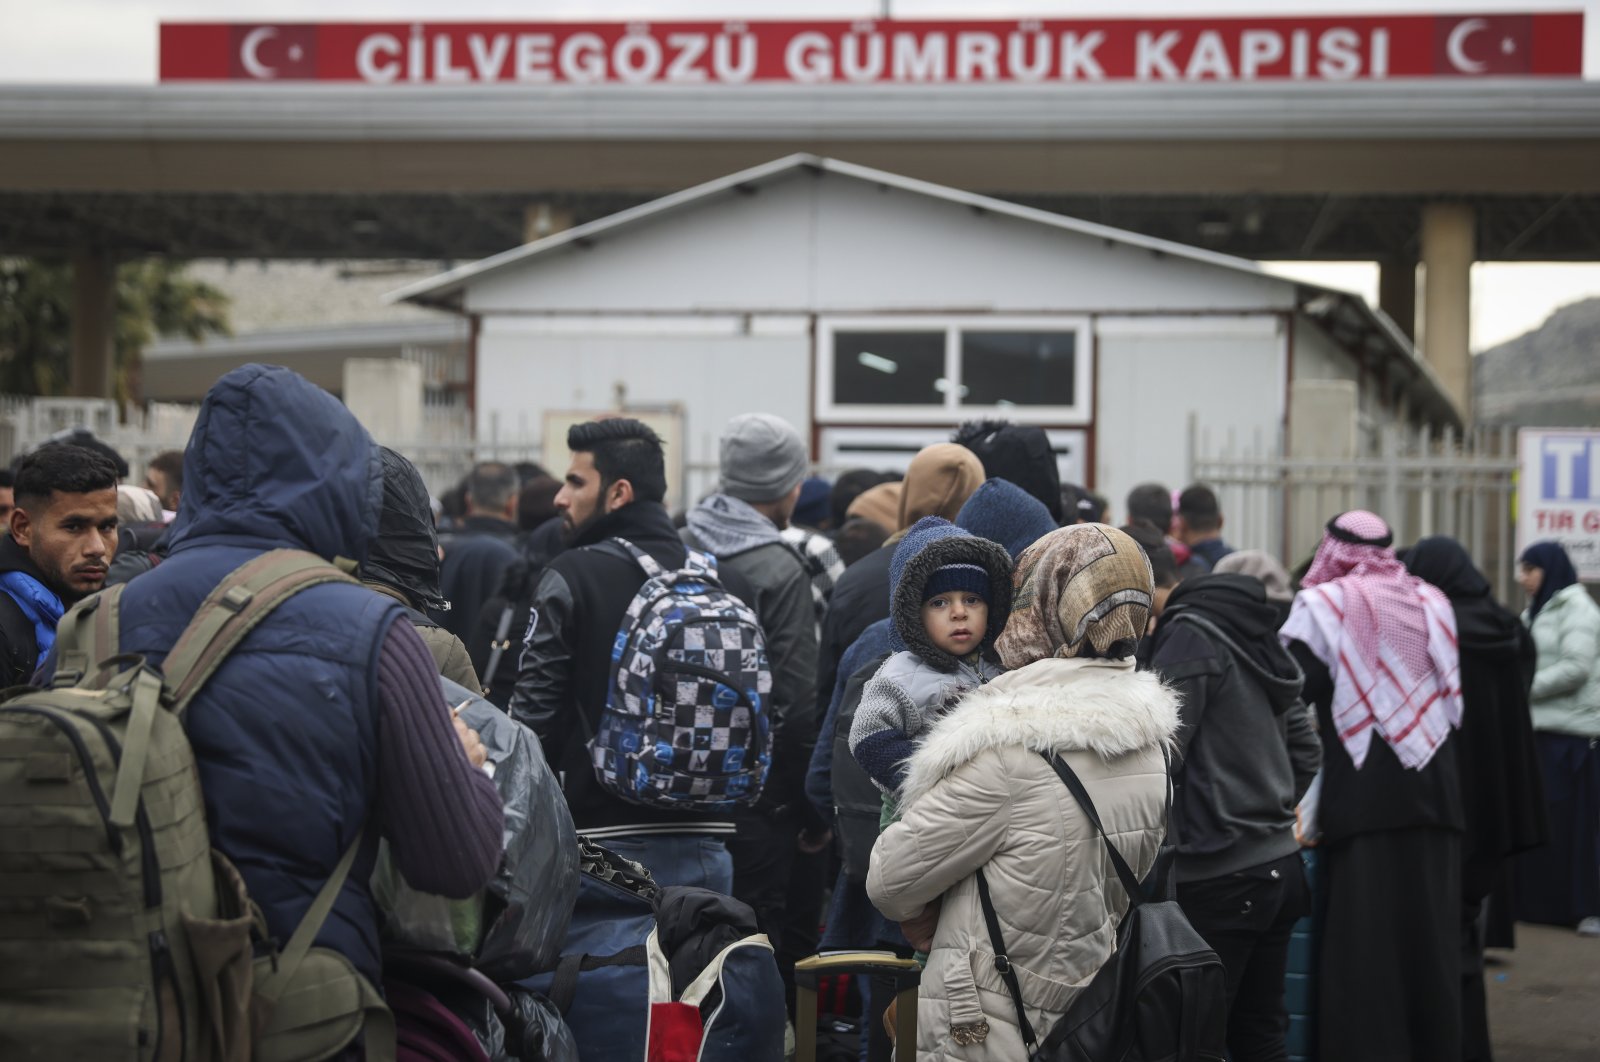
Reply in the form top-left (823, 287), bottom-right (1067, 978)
top-left (159, 15), bottom-right (1583, 85)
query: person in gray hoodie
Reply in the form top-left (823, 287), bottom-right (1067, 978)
top-left (1144, 572), bottom-right (1321, 1062)
top-left (684, 412), bottom-right (823, 993)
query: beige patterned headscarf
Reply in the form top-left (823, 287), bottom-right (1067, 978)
top-left (996, 524), bottom-right (1154, 668)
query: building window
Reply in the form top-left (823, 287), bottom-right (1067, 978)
top-left (816, 316), bottom-right (1090, 424)
top-left (832, 330), bottom-right (946, 406)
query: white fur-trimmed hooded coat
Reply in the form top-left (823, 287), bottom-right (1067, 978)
top-left (867, 656), bottom-right (1178, 1061)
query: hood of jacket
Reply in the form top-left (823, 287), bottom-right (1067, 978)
top-left (888, 516), bottom-right (1014, 669)
top-left (1160, 573), bottom-right (1302, 707)
top-left (898, 444), bottom-right (986, 529)
top-left (685, 492), bottom-right (783, 559)
top-left (363, 447), bottom-right (446, 611)
top-left (1405, 535), bottom-right (1524, 657)
top-left (954, 478), bottom-right (1058, 562)
top-left (166, 364), bottom-right (382, 565)
top-left (951, 420), bottom-right (1063, 522)
top-left (899, 656), bottom-right (1178, 808)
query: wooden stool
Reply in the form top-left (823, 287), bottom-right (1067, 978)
top-left (793, 952), bottom-right (921, 1062)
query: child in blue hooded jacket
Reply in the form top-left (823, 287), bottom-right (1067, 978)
top-left (849, 517), bottom-right (1014, 801)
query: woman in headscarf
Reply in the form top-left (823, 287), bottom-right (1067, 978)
top-left (866, 525), bottom-right (1177, 1060)
top-left (1280, 510), bottom-right (1465, 1062)
top-left (1512, 541), bottom-right (1600, 936)
top-left (1405, 536), bottom-right (1546, 1062)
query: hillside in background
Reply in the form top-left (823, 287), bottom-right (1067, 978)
top-left (1475, 297), bottom-right (1600, 426)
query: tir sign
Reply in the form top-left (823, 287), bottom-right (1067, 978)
top-left (1539, 436), bottom-right (1600, 502)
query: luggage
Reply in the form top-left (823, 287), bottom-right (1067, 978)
top-left (519, 840), bottom-right (785, 1062)
top-left (373, 676), bottom-right (579, 980)
top-left (977, 752), bottom-right (1227, 1062)
top-left (0, 550), bottom-right (394, 1062)
top-left (588, 537), bottom-right (773, 810)
top-left (793, 952), bottom-right (921, 1062)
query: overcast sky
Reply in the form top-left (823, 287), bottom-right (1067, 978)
top-left (2, 0), bottom-right (1595, 349)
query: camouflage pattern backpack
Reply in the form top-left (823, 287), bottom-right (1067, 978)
top-left (0, 550), bottom-right (394, 1062)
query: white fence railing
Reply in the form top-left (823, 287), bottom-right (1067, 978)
top-left (1191, 420), bottom-right (1520, 603)
top-left (0, 398), bottom-right (732, 511)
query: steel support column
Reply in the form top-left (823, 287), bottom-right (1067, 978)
top-left (1420, 204), bottom-right (1475, 422)
top-left (69, 251), bottom-right (115, 398)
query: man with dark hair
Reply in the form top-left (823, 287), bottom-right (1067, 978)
top-left (1129, 481), bottom-right (1210, 578)
top-left (829, 469), bottom-right (886, 533)
top-left (0, 469), bottom-right (14, 526)
top-left (1126, 482), bottom-right (1175, 531)
top-left (952, 419), bottom-right (1062, 522)
top-left (508, 417), bottom-right (752, 891)
top-left (436, 460), bottom-right (520, 640)
top-left (144, 449), bottom-right (184, 513)
top-left (1177, 484), bottom-right (1235, 567)
top-left (0, 444), bottom-right (120, 684)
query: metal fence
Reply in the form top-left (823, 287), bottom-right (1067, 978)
top-left (1191, 418), bottom-right (1520, 603)
top-left (0, 397), bottom-right (734, 510)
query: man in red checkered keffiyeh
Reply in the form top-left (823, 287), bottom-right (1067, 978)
top-left (1281, 510), bottom-right (1462, 770)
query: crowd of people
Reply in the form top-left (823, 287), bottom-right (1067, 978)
top-left (1, 362), bottom-right (1597, 1062)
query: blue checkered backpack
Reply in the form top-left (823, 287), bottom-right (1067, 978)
top-left (589, 537), bottom-right (772, 809)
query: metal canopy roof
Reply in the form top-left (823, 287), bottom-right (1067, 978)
top-left (3, 80), bottom-right (1599, 142)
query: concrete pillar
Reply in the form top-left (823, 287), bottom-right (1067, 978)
top-left (69, 252), bottom-right (116, 398)
top-left (1420, 204), bottom-right (1475, 421)
top-left (1378, 255), bottom-right (1416, 341)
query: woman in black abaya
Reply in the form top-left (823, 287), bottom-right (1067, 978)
top-left (1405, 537), bottom-right (1547, 1062)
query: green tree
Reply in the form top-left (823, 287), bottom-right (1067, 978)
top-left (0, 258), bottom-right (231, 402)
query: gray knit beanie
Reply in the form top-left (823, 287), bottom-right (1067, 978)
top-left (720, 413), bottom-right (808, 503)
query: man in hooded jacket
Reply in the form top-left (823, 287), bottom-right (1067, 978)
top-left (1145, 573), bottom-right (1320, 1062)
top-left (59, 364), bottom-right (505, 999)
top-left (363, 447), bottom-right (482, 692)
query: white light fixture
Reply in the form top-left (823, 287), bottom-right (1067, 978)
top-left (857, 352), bottom-right (898, 374)
top-left (933, 378), bottom-right (971, 398)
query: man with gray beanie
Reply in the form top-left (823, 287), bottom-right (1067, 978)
top-left (685, 413), bottom-right (824, 995)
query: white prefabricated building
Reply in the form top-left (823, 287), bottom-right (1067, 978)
top-left (394, 154), bottom-right (1458, 546)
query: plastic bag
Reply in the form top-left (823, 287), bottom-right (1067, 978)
top-left (374, 677), bottom-right (580, 978)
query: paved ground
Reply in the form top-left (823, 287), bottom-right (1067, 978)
top-left (1486, 924), bottom-right (1600, 1062)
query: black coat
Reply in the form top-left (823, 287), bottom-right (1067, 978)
top-left (505, 501), bottom-right (754, 835)
top-left (814, 543), bottom-right (892, 724)
top-left (1405, 536), bottom-right (1548, 902)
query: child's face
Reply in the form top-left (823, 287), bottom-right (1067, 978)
top-left (921, 592), bottom-right (989, 657)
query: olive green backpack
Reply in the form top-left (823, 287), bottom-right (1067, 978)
top-left (0, 549), bottom-right (395, 1062)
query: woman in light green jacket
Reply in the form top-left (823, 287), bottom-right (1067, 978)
top-left (1514, 541), bottom-right (1600, 936)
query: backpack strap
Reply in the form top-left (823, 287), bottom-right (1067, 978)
top-left (480, 602), bottom-right (518, 691)
top-left (254, 834), bottom-right (399, 1062)
top-left (606, 536), bottom-right (664, 580)
top-left (48, 583), bottom-right (124, 689)
top-left (160, 549), bottom-right (357, 717)
top-left (974, 869), bottom-right (1038, 1053)
top-left (1041, 752), bottom-right (1146, 907)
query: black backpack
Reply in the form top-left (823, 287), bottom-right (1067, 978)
top-left (976, 752), bottom-right (1226, 1062)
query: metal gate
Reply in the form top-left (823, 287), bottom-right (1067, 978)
top-left (1191, 419), bottom-right (1520, 604)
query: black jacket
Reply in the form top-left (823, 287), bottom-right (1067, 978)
top-left (1405, 536), bottom-right (1548, 902)
top-left (1288, 638), bottom-right (1464, 844)
top-left (506, 502), bottom-right (754, 836)
top-left (0, 534), bottom-right (47, 686)
top-left (815, 543), bottom-right (893, 726)
top-left (436, 515), bottom-right (520, 640)
top-left (1146, 574), bottom-right (1321, 881)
